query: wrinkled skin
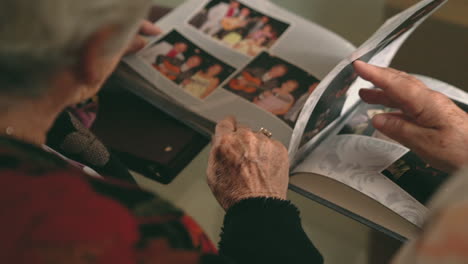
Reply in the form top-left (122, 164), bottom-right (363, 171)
top-left (207, 117), bottom-right (289, 210)
top-left (125, 20), bottom-right (162, 55)
top-left (355, 61), bottom-right (468, 173)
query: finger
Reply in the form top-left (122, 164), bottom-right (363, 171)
top-left (353, 61), bottom-right (430, 119)
top-left (235, 127), bottom-right (255, 146)
top-left (215, 116), bottom-right (237, 140)
top-left (372, 113), bottom-right (434, 153)
top-left (236, 128), bottom-right (260, 155)
top-left (124, 35), bottom-right (147, 55)
top-left (354, 61), bottom-right (414, 86)
top-left (384, 112), bottom-right (411, 121)
top-left (359, 89), bottom-right (400, 108)
top-left (236, 123), bottom-right (252, 132)
top-left (271, 139), bottom-right (288, 153)
top-left (139, 20), bottom-right (162, 36)
top-left (257, 130), bottom-right (273, 139)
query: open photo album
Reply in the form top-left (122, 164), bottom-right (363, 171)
top-left (122, 0), bottom-right (467, 241)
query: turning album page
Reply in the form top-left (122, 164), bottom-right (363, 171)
top-left (288, 0), bottom-right (447, 163)
top-left (292, 76), bottom-right (468, 228)
top-left (124, 0), bottom-right (356, 146)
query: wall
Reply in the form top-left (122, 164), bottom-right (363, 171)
top-left (385, 0), bottom-right (468, 90)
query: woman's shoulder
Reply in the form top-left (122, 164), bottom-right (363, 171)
top-left (0, 136), bottom-right (218, 256)
top-left (0, 136), bottom-right (69, 175)
top-left (0, 136), bottom-right (157, 211)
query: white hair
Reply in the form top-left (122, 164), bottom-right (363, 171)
top-left (0, 0), bottom-right (151, 97)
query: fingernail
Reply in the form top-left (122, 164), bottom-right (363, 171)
top-left (373, 115), bottom-right (387, 128)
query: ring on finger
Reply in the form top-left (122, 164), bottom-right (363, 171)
top-left (258, 127), bottom-right (273, 138)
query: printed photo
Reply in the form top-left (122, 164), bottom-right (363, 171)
top-left (382, 152), bottom-right (449, 205)
top-left (454, 100), bottom-right (468, 113)
top-left (223, 52), bottom-right (320, 126)
top-left (339, 103), bottom-right (395, 142)
top-left (138, 30), bottom-right (236, 99)
top-left (300, 64), bottom-right (358, 147)
top-left (189, 0), bottom-right (291, 57)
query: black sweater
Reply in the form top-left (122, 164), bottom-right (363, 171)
top-left (216, 198), bottom-right (324, 264)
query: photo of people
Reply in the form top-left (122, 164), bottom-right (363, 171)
top-left (189, 0), bottom-right (290, 57)
top-left (138, 30), bottom-right (236, 99)
top-left (300, 64), bottom-right (358, 147)
top-left (382, 152), bottom-right (449, 205)
top-left (223, 52), bottom-right (319, 126)
top-left (339, 103), bottom-right (395, 141)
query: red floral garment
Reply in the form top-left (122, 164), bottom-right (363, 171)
top-left (0, 137), bottom-right (217, 263)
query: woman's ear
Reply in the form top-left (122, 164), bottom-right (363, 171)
top-left (75, 26), bottom-right (125, 101)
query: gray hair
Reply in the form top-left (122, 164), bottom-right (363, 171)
top-left (0, 0), bottom-right (151, 97)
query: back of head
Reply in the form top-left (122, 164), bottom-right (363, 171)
top-left (0, 0), bottom-right (151, 98)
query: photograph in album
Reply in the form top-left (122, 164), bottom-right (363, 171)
top-left (223, 51), bottom-right (320, 126)
top-left (189, 0), bottom-right (291, 57)
top-left (138, 30), bottom-right (236, 100)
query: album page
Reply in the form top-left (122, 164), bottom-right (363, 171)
top-left (124, 0), bottom-right (356, 146)
top-left (288, 0), bottom-right (448, 163)
top-left (292, 75), bottom-right (468, 228)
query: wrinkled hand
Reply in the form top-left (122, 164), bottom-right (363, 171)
top-left (124, 20), bottom-right (162, 55)
top-left (354, 61), bottom-right (468, 173)
top-left (207, 117), bottom-right (290, 210)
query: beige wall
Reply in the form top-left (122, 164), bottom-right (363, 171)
top-left (385, 0), bottom-right (468, 90)
top-left (387, 0), bottom-right (468, 26)
top-left (270, 0), bottom-right (385, 45)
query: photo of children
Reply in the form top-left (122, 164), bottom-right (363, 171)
top-left (382, 152), bottom-right (449, 205)
top-left (189, 0), bottom-right (290, 57)
top-left (138, 30), bottom-right (236, 99)
top-left (300, 64), bottom-right (358, 147)
top-left (223, 52), bottom-right (319, 127)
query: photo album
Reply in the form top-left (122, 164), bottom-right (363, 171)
top-left (122, 0), bottom-right (468, 241)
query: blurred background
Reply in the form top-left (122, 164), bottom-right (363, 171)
top-left (144, 0), bottom-right (468, 263)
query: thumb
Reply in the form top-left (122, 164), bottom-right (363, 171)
top-left (372, 113), bottom-right (433, 151)
top-left (124, 35), bottom-right (147, 55)
top-left (139, 20), bottom-right (162, 36)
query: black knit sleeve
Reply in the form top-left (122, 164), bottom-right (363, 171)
top-left (219, 198), bottom-right (323, 264)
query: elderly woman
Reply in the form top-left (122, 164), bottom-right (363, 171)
top-left (2, 1), bottom-right (468, 264)
top-left (0, 0), bottom-right (322, 263)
